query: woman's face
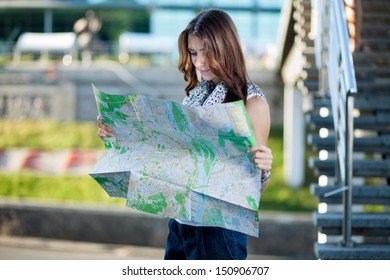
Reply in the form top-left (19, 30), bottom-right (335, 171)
top-left (188, 34), bottom-right (221, 84)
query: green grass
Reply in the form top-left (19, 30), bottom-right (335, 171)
top-left (0, 172), bottom-right (123, 206)
top-left (0, 120), bottom-right (317, 212)
top-left (261, 126), bottom-right (317, 212)
top-left (0, 120), bottom-right (104, 149)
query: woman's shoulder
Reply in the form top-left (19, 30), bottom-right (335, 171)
top-left (245, 82), bottom-right (270, 122)
top-left (246, 82), bottom-right (266, 101)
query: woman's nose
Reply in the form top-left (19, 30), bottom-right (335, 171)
top-left (194, 53), bottom-right (205, 68)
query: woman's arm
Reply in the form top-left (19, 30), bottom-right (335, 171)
top-left (245, 96), bottom-right (273, 190)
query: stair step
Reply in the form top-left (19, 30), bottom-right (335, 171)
top-left (357, 82), bottom-right (390, 94)
top-left (359, 38), bottom-right (390, 51)
top-left (309, 158), bottom-right (390, 177)
top-left (314, 212), bottom-right (390, 236)
top-left (362, 13), bottom-right (390, 25)
top-left (301, 81), bottom-right (390, 96)
top-left (352, 52), bottom-right (390, 67)
top-left (299, 46), bottom-right (390, 68)
top-left (312, 95), bottom-right (390, 110)
top-left (298, 74), bottom-right (390, 96)
top-left (302, 66), bottom-right (390, 83)
top-left (307, 113), bottom-right (390, 132)
top-left (311, 184), bottom-right (390, 205)
top-left (307, 134), bottom-right (390, 153)
top-left (354, 66), bottom-right (390, 80)
top-left (315, 243), bottom-right (390, 260)
top-left (361, 25), bottom-right (390, 39)
top-left (360, 0), bottom-right (390, 9)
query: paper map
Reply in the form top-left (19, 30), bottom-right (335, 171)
top-left (90, 85), bottom-right (262, 237)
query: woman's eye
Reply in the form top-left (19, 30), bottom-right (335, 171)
top-left (190, 52), bottom-right (197, 56)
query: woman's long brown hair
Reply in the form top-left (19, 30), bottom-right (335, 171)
top-left (178, 9), bottom-right (249, 103)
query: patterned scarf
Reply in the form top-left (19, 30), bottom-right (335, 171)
top-left (182, 80), bottom-right (227, 107)
top-left (182, 80), bottom-right (265, 107)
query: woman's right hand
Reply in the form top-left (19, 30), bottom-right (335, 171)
top-left (97, 115), bottom-right (114, 140)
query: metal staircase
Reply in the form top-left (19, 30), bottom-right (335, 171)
top-left (293, 0), bottom-right (390, 259)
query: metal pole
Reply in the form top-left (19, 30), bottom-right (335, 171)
top-left (342, 93), bottom-right (355, 247)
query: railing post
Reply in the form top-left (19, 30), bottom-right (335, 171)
top-left (315, 0), bottom-right (357, 248)
top-left (342, 92), bottom-right (355, 247)
top-left (337, 0), bottom-right (357, 248)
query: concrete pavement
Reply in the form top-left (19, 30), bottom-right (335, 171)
top-left (0, 235), bottom-right (164, 260)
top-left (0, 235), bottom-right (293, 260)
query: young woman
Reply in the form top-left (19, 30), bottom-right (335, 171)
top-left (97, 9), bottom-right (273, 260)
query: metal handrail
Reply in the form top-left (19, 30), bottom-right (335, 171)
top-left (312, 0), bottom-right (357, 247)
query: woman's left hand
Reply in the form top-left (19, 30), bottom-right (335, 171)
top-left (247, 144), bottom-right (273, 173)
top-left (248, 145), bottom-right (272, 191)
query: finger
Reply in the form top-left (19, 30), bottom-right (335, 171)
top-left (98, 129), bottom-right (110, 139)
top-left (97, 121), bottom-right (113, 134)
top-left (97, 128), bottom-right (104, 139)
top-left (254, 161), bottom-right (272, 169)
top-left (97, 123), bottom-right (112, 136)
top-left (247, 144), bottom-right (270, 154)
top-left (254, 150), bottom-right (263, 158)
top-left (253, 158), bottom-right (272, 170)
top-left (100, 123), bottom-right (112, 132)
top-left (101, 128), bottom-right (113, 138)
top-left (255, 163), bottom-right (272, 172)
top-left (252, 150), bottom-right (273, 162)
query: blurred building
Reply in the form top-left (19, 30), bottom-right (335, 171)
top-left (0, 0), bottom-right (282, 58)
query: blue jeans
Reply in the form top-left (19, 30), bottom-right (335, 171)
top-left (164, 218), bottom-right (248, 260)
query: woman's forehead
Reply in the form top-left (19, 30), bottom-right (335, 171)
top-left (188, 34), bottom-right (205, 50)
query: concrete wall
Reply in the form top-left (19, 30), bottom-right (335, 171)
top-left (0, 199), bottom-right (316, 259)
top-left (0, 62), bottom-right (284, 125)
